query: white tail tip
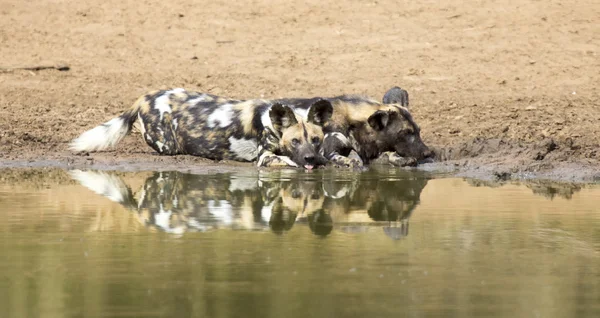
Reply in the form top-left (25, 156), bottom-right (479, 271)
top-left (69, 117), bottom-right (129, 152)
top-left (70, 170), bottom-right (130, 204)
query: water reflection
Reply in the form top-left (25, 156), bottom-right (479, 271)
top-left (70, 169), bottom-right (429, 238)
top-left (2, 168), bottom-right (600, 318)
top-left (466, 178), bottom-right (583, 199)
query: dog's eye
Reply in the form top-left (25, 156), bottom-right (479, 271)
top-left (291, 138), bottom-right (300, 146)
top-left (311, 136), bottom-right (320, 144)
top-left (291, 190), bottom-right (302, 198)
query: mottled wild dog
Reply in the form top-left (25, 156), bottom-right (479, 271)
top-left (280, 87), bottom-right (434, 167)
top-left (69, 88), bottom-right (332, 169)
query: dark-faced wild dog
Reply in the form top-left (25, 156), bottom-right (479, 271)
top-left (279, 87), bottom-right (434, 167)
top-left (69, 89), bottom-right (332, 169)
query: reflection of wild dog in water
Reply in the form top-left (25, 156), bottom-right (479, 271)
top-left (71, 170), bottom-right (273, 234)
top-left (70, 169), bottom-right (428, 238)
top-left (69, 89), bottom-right (332, 169)
top-left (323, 175), bottom-right (427, 221)
top-left (70, 170), bottom-right (326, 234)
top-left (283, 87), bottom-right (434, 167)
top-left (260, 176), bottom-right (326, 234)
top-left (320, 172), bottom-right (429, 239)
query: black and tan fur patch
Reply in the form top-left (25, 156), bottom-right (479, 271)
top-left (71, 88), bottom-right (332, 168)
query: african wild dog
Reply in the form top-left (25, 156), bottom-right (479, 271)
top-left (69, 88), bottom-right (332, 169)
top-left (277, 87), bottom-right (434, 167)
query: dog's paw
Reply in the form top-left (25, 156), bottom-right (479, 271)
top-left (329, 154), bottom-right (364, 168)
top-left (374, 152), bottom-right (417, 167)
top-left (260, 155), bottom-right (299, 168)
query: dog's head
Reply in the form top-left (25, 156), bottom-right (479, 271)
top-left (358, 87), bottom-right (433, 163)
top-left (265, 178), bottom-right (325, 234)
top-left (269, 101), bottom-right (332, 169)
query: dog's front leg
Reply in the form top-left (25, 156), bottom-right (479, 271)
top-left (322, 132), bottom-right (364, 168)
top-left (256, 149), bottom-right (299, 168)
top-left (328, 151), bottom-right (364, 168)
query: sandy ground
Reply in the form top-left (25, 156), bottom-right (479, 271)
top-left (0, 0), bottom-right (598, 182)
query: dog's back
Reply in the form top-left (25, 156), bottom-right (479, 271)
top-left (133, 89), bottom-right (269, 161)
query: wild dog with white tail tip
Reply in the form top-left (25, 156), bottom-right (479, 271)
top-left (70, 88), bottom-right (332, 169)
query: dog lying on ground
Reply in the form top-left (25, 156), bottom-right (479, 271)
top-left (69, 88), bottom-right (332, 169)
top-left (279, 87), bottom-right (434, 167)
top-left (70, 87), bottom-right (432, 169)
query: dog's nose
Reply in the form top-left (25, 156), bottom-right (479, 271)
top-left (304, 156), bottom-right (316, 164)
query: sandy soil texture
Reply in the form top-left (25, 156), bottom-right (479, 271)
top-left (0, 0), bottom-right (598, 181)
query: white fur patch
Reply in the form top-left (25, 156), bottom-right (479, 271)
top-left (69, 117), bottom-right (129, 152)
top-left (207, 103), bottom-right (234, 128)
top-left (324, 186), bottom-right (350, 199)
top-left (260, 110), bottom-right (273, 131)
top-left (260, 201), bottom-right (274, 223)
top-left (154, 206), bottom-right (185, 234)
top-left (172, 118), bottom-right (178, 130)
top-left (328, 132), bottom-right (351, 146)
top-left (154, 206), bottom-right (172, 230)
top-left (155, 141), bottom-right (165, 152)
top-left (154, 88), bottom-right (184, 120)
top-left (69, 170), bottom-right (129, 204)
top-left (294, 108), bottom-right (309, 120)
top-left (228, 136), bottom-right (258, 161)
top-left (154, 94), bottom-right (172, 120)
top-left (207, 200), bottom-right (233, 225)
top-left (137, 188), bottom-right (147, 209)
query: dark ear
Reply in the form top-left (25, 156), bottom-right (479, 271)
top-left (368, 110), bottom-right (391, 131)
top-left (270, 103), bottom-right (298, 132)
top-left (382, 86), bottom-right (409, 107)
top-left (307, 99), bottom-right (333, 126)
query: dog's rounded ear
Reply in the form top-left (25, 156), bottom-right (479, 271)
top-left (269, 198), bottom-right (297, 234)
top-left (270, 103), bottom-right (298, 132)
top-left (307, 99), bottom-right (333, 126)
top-left (368, 110), bottom-right (391, 131)
top-left (383, 86), bottom-right (409, 107)
top-left (308, 209), bottom-right (333, 237)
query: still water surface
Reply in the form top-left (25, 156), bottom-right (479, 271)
top-left (1, 168), bottom-right (599, 317)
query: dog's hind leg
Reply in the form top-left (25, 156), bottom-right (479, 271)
top-left (140, 112), bottom-right (181, 155)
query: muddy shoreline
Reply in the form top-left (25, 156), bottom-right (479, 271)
top-left (1, 144), bottom-right (598, 184)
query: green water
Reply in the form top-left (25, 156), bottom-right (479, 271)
top-left (1, 167), bottom-right (599, 317)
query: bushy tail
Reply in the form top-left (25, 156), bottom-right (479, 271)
top-left (69, 103), bottom-right (141, 152)
top-left (70, 170), bottom-right (138, 210)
